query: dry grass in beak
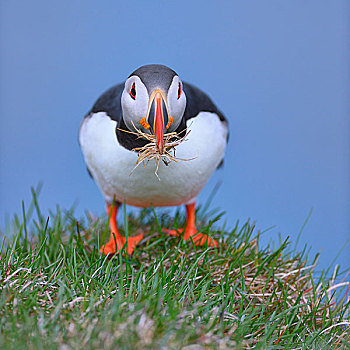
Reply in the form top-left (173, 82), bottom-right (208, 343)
top-left (118, 121), bottom-right (196, 180)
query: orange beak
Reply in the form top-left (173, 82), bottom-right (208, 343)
top-left (144, 89), bottom-right (171, 154)
top-left (154, 92), bottom-right (165, 153)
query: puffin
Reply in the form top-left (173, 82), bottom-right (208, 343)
top-left (79, 64), bottom-right (228, 255)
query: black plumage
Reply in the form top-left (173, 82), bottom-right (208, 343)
top-left (85, 82), bottom-right (226, 145)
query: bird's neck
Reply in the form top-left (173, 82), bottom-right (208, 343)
top-left (116, 116), bottom-right (149, 151)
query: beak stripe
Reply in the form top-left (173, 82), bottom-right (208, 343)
top-left (141, 89), bottom-right (170, 154)
top-left (154, 94), bottom-right (165, 153)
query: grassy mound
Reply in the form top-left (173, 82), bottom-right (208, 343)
top-left (0, 194), bottom-right (349, 349)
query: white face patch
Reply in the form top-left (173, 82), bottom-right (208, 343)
top-left (121, 74), bottom-right (186, 134)
top-left (121, 76), bottom-right (149, 132)
top-left (167, 76), bottom-right (186, 132)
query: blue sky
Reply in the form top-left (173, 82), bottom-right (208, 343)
top-left (1, 1), bottom-right (349, 270)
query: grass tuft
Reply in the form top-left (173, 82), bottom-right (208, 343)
top-left (0, 193), bottom-right (349, 349)
top-left (119, 121), bottom-right (194, 180)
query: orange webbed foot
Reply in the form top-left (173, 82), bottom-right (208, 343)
top-left (164, 202), bottom-right (218, 248)
top-left (166, 227), bottom-right (184, 237)
top-left (124, 234), bottom-right (144, 255)
top-left (100, 233), bottom-right (144, 256)
top-left (101, 202), bottom-right (144, 256)
top-left (188, 231), bottom-right (218, 247)
top-left (165, 226), bottom-right (218, 247)
top-left (100, 240), bottom-right (117, 256)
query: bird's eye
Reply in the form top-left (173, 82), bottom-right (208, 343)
top-left (177, 82), bottom-right (181, 99)
top-left (130, 82), bottom-right (136, 100)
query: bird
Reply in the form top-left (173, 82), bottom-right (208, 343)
top-left (79, 64), bottom-right (228, 255)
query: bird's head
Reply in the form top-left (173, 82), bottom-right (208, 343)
top-left (121, 64), bottom-right (186, 153)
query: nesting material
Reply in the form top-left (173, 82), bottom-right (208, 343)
top-left (118, 121), bottom-right (196, 179)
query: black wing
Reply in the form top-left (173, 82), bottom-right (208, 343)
top-left (89, 83), bottom-right (124, 123)
top-left (84, 82), bottom-right (149, 152)
top-left (174, 82), bottom-right (228, 141)
top-left (182, 82), bottom-right (227, 124)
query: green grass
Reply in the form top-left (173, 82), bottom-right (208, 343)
top-left (0, 191), bottom-right (349, 349)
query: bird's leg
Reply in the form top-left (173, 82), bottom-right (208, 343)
top-left (167, 202), bottom-right (218, 247)
top-left (99, 202), bottom-right (143, 256)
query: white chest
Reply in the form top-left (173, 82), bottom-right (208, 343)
top-left (79, 111), bottom-right (228, 207)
